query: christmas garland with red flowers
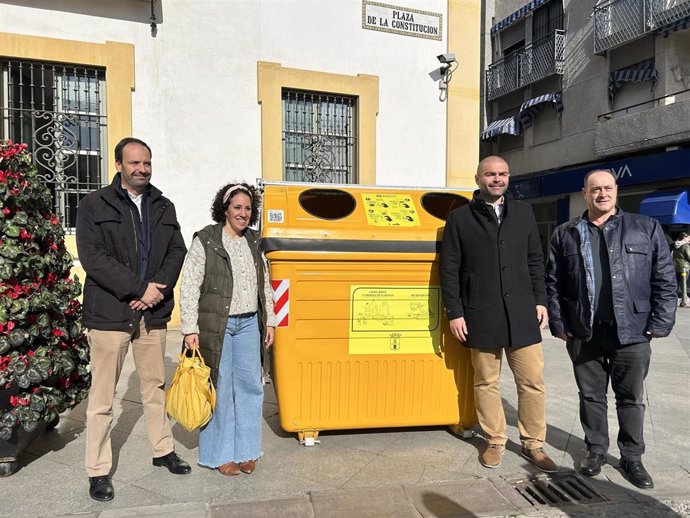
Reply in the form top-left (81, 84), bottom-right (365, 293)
top-left (0, 140), bottom-right (90, 439)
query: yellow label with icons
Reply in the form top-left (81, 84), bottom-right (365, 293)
top-left (361, 193), bottom-right (420, 226)
top-left (349, 285), bottom-right (440, 354)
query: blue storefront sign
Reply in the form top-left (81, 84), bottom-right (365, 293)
top-left (510, 148), bottom-right (690, 200)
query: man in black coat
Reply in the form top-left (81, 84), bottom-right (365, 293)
top-left (440, 156), bottom-right (556, 472)
top-left (546, 169), bottom-right (676, 489)
top-left (76, 138), bottom-right (190, 502)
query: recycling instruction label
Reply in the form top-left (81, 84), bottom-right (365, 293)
top-left (361, 193), bottom-right (420, 226)
top-left (349, 285), bottom-right (440, 355)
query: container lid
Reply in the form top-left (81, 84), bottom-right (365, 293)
top-left (261, 182), bottom-right (472, 256)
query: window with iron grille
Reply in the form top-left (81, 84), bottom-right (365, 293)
top-left (282, 89), bottom-right (357, 184)
top-left (0, 59), bottom-right (107, 232)
top-left (532, 0), bottom-right (564, 41)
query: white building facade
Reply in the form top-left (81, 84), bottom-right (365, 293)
top-left (0, 0), bottom-right (481, 244)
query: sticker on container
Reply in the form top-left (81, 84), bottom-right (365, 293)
top-left (349, 285), bottom-right (440, 354)
top-left (360, 193), bottom-right (420, 227)
top-left (272, 279), bottom-right (289, 327)
top-left (267, 209), bottom-right (284, 224)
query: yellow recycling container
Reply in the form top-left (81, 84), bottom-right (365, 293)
top-left (261, 181), bottom-right (477, 445)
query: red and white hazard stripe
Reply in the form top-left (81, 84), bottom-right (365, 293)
top-left (271, 279), bottom-right (289, 327)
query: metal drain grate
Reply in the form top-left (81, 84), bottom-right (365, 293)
top-left (510, 474), bottom-right (608, 507)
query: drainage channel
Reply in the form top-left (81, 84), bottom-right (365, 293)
top-left (509, 473), bottom-right (608, 507)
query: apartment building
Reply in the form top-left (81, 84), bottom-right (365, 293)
top-left (481, 0), bottom-right (690, 248)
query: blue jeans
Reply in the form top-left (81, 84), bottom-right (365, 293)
top-left (198, 313), bottom-right (263, 468)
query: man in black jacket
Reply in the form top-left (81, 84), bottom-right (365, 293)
top-left (546, 169), bottom-right (676, 489)
top-left (440, 156), bottom-right (556, 472)
top-left (76, 137), bottom-right (190, 502)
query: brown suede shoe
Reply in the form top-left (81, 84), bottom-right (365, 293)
top-left (521, 447), bottom-right (558, 473)
top-left (479, 444), bottom-right (505, 468)
top-left (218, 461), bottom-right (241, 476)
top-left (239, 460), bottom-right (256, 474)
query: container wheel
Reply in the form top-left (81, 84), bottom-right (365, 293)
top-left (297, 430), bottom-right (321, 446)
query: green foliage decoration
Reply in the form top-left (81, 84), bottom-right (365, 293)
top-left (0, 140), bottom-right (90, 439)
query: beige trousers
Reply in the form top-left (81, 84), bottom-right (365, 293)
top-left (85, 320), bottom-right (174, 477)
top-left (470, 343), bottom-right (546, 449)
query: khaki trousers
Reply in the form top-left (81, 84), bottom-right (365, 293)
top-left (470, 343), bottom-right (546, 449)
top-left (85, 320), bottom-right (174, 477)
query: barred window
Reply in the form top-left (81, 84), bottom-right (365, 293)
top-left (0, 59), bottom-right (107, 232)
top-left (532, 0), bottom-right (564, 41)
top-left (282, 89), bottom-right (357, 184)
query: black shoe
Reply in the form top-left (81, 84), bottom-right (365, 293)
top-left (579, 451), bottom-right (607, 477)
top-left (89, 475), bottom-right (114, 502)
top-left (152, 451), bottom-right (191, 474)
top-left (620, 459), bottom-right (654, 489)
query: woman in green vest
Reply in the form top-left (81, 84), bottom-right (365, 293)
top-left (179, 183), bottom-right (276, 476)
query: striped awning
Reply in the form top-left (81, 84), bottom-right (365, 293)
top-left (481, 116), bottom-right (521, 141)
top-left (491, 0), bottom-right (549, 34)
top-left (658, 14), bottom-right (690, 37)
top-left (518, 92), bottom-right (563, 128)
top-left (608, 59), bottom-right (658, 104)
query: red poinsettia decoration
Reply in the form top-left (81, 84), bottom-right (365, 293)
top-left (0, 139), bottom-right (90, 439)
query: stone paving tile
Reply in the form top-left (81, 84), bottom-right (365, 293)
top-left (207, 460), bottom-right (334, 504)
top-left (0, 456), bottom-right (170, 518)
top-left (318, 427), bottom-right (406, 455)
top-left (488, 474), bottom-right (540, 512)
top-left (341, 454), bottom-right (445, 489)
top-left (22, 417), bottom-right (85, 465)
top-left (274, 442), bottom-right (378, 488)
top-left (210, 495), bottom-right (314, 518)
top-left (404, 479), bottom-right (520, 517)
top-left (311, 485), bottom-right (421, 518)
top-left (373, 427), bottom-right (478, 474)
top-left (0, 458), bottom-right (89, 517)
top-left (99, 502), bottom-right (207, 518)
top-left (128, 460), bottom-right (232, 506)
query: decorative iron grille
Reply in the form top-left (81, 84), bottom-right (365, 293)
top-left (486, 52), bottom-right (521, 101)
top-left (487, 30), bottom-right (565, 101)
top-left (593, 0), bottom-right (648, 54)
top-left (594, 0), bottom-right (690, 52)
top-left (650, 0), bottom-right (690, 29)
top-left (0, 59), bottom-right (107, 232)
top-left (520, 29), bottom-right (566, 86)
top-left (282, 89), bottom-right (357, 184)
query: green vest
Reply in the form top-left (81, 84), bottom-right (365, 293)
top-left (195, 223), bottom-right (266, 385)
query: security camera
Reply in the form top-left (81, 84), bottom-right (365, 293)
top-left (437, 53), bottom-right (456, 64)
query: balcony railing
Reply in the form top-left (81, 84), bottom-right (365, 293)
top-left (486, 30), bottom-right (565, 102)
top-left (594, 0), bottom-right (690, 54)
top-left (650, 0), bottom-right (690, 30)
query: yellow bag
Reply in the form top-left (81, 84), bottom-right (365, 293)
top-left (165, 349), bottom-right (216, 432)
